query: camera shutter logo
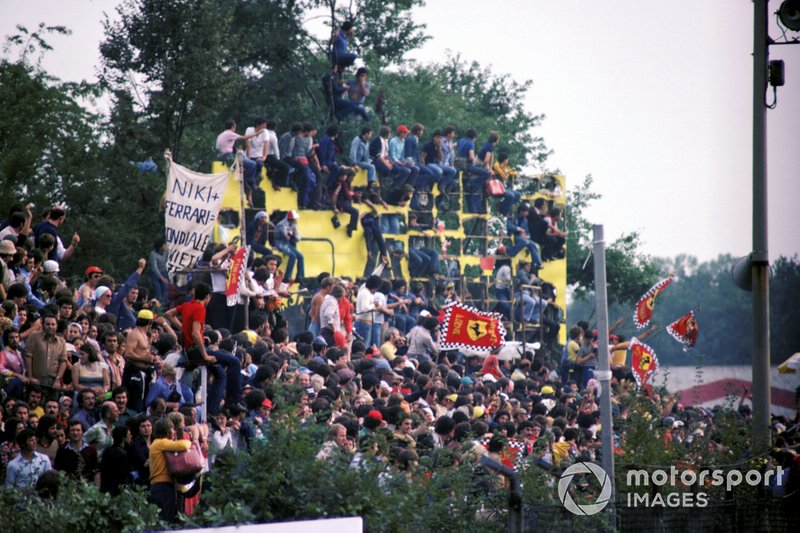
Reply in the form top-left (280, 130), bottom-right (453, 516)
top-left (558, 462), bottom-right (613, 516)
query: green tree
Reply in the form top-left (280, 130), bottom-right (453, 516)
top-left (99, 0), bottom-right (244, 164)
top-left (0, 25), bottom-right (104, 205)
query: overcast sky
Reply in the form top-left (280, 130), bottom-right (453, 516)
top-left (2, 0), bottom-right (798, 262)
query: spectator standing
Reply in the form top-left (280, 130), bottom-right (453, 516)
top-left (149, 238), bottom-right (170, 305)
top-left (148, 418), bottom-right (191, 523)
top-left (457, 130), bottom-right (490, 213)
top-left (24, 314), bottom-right (66, 392)
top-left (264, 119), bottom-right (291, 189)
top-left (4, 428), bottom-right (51, 489)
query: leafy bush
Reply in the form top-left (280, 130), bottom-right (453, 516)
top-left (0, 477), bottom-right (162, 533)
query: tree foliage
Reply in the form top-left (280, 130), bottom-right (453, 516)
top-left (2, 0), bottom-right (549, 284)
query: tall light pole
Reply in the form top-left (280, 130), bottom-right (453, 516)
top-left (751, 0), bottom-right (771, 452)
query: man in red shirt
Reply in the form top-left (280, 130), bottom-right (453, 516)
top-left (166, 282), bottom-right (216, 365)
top-left (165, 282), bottom-right (241, 415)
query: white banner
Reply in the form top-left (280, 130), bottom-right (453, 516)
top-left (165, 161), bottom-right (231, 274)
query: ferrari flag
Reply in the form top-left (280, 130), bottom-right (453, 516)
top-left (630, 337), bottom-right (659, 389)
top-left (667, 310), bottom-right (699, 351)
top-left (439, 302), bottom-right (506, 352)
top-left (225, 246), bottom-right (250, 307)
top-left (633, 275), bottom-right (674, 329)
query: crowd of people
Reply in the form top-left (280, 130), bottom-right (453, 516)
top-left (1, 19), bottom-right (796, 528)
top-left (0, 203), bottom-right (798, 524)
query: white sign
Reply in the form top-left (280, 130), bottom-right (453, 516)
top-left (165, 161), bottom-right (230, 273)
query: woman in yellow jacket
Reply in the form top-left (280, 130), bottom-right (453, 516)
top-left (149, 418), bottom-right (191, 523)
top-left (491, 152), bottom-right (522, 216)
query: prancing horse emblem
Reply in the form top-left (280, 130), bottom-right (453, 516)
top-left (467, 320), bottom-right (489, 341)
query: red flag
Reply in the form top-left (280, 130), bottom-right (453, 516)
top-left (630, 337), bottom-right (659, 389)
top-left (479, 257), bottom-right (496, 272)
top-left (439, 302), bottom-right (506, 352)
top-left (667, 310), bottom-right (699, 351)
top-left (633, 275), bottom-right (673, 329)
top-left (225, 246), bottom-right (249, 307)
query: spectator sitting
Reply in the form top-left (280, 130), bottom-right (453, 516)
top-left (278, 123), bottom-right (302, 191)
top-left (292, 122), bottom-right (320, 209)
top-left (247, 211), bottom-right (273, 258)
top-left (318, 124), bottom-right (342, 193)
top-left (215, 119), bottom-right (260, 201)
top-left (264, 119), bottom-right (290, 189)
top-left (370, 125), bottom-right (414, 191)
top-left (274, 210), bottom-right (304, 284)
top-left (388, 125), bottom-right (420, 188)
top-left (330, 20), bottom-right (357, 70)
top-left (456, 130), bottom-right (491, 213)
top-left (350, 126), bottom-right (377, 187)
top-left (514, 260), bottom-right (546, 323)
top-left (322, 64), bottom-right (369, 122)
top-left (504, 204), bottom-right (542, 269)
top-left (420, 130), bottom-right (456, 210)
top-left (403, 123), bottom-right (436, 191)
top-left (244, 117), bottom-right (269, 194)
top-left (492, 152), bottom-right (522, 216)
top-left (347, 67), bottom-right (371, 105)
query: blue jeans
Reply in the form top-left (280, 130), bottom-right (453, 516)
top-left (358, 162), bottom-right (377, 183)
top-left (429, 164), bottom-right (456, 193)
top-left (276, 240), bottom-right (304, 280)
top-left (297, 163), bottom-right (316, 207)
top-left (149, 272), bottom-right (170, 305)
top-left (499, 189), bottom-right (521, 216)
top-left (206, 349), bottom-right (243, 416)
top-left (371, 323), bottom-right (384, 347)
top-left (308, 322), bottom-right (320, 338)
top-left (222, 152), bottom-right (257, 189)
top-left (465, 166), bottom-right (490, 213)
top-left (414, 164), bottom-right (437, 190)
top-left (494, 287), bottom-right (511, 320)
top-left (393, 313), bottom-right (415, 334)
top-left (507, 236), bottom-right (542, 268)
top-left (381, 214), bottom-right (401, 234)
top-left (354, 321), bottom-right (372, 347)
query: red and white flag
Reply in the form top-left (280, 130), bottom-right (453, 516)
top-left (630, 337), bottom-right (659, 389)
top-left (667, 310), bottom-right (699, 351)
top-left (225, 246), bottom-right (249, 307)
top-left (633, 275), bottom-right (673, 329)
top-left (439, 302), bottom-right (506, 352)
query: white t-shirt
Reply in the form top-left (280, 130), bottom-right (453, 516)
top-left (373, 292), bottom-right (387, 325)
top-left (356, 285), bottom-right (374, 321)
top-left (245, 127), bottom-right (268, 159)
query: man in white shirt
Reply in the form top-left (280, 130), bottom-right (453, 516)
top-left (354, 275), bottom-right (382, 347)
top-left (320, 284), bottom-right (344, 333)
top-left (245, 117), bottom-right (269, 188)
top-left (264, 118), bottom-right (291, 189)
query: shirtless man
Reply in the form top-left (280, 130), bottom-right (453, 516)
top-left (122, 309), bottom-right (158, 412)
top-left (308, 276), bottom-right (335, 337)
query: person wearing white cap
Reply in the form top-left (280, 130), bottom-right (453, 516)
top-left (94, 286), bottom-right (113, 315)
top-left (246, 211), bottom-right (273, 257)
top-left (274, 210), bottom-right (304, 283)
top-left (0, 239), bottom-right (17, 290)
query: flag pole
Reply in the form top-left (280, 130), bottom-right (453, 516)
top-left (592, 224), bottom-right (616, 514)
top-left (237, 149), bottom-right (249, 331)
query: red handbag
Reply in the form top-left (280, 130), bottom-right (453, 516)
top-left (485, 178), bottom-right (506, 197)
top-left (165, 441), bottom-right (204, 478)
